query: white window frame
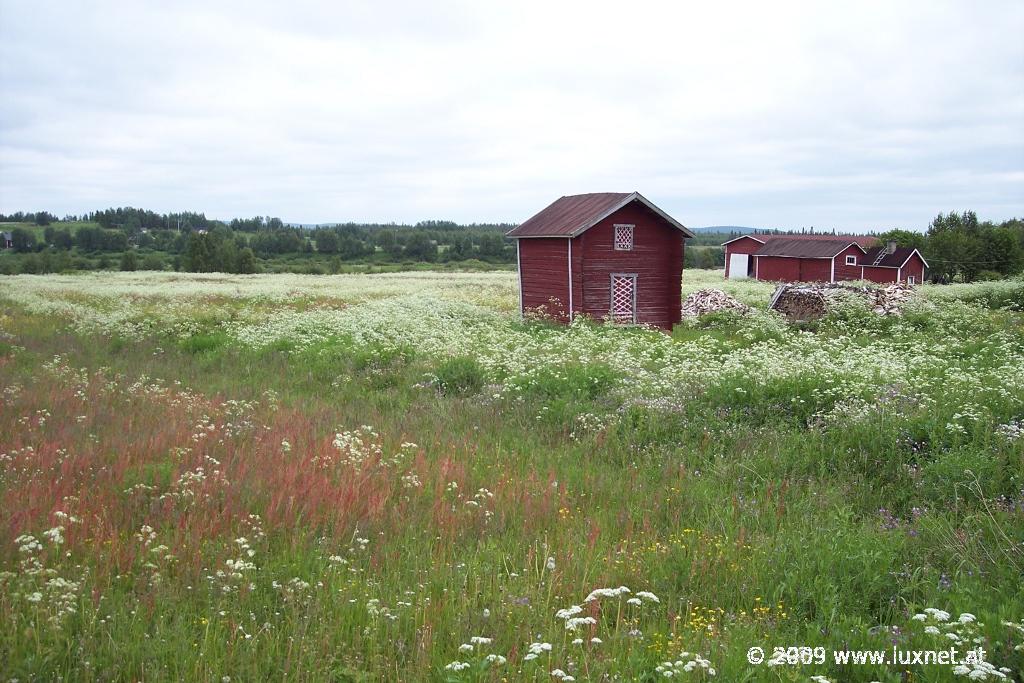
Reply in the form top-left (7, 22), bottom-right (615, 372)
top-left (907, 275), bottom-right (916, 285)
top-left (845, 255), bottom-right (857, 266)
top-left (613, 224), bottom-right (634, 251)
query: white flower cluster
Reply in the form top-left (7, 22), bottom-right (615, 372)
top-left (326, 425), bottom-right (383, 468)
top-left (911, 608), bottom-right (1014, 680)
top-left (995, 420), bottom-right (1022, 442)
top-left (584, 585), bottom-right (632, 602)
top-left (444, 635), bottom-right (506, 676)
top-left (570, 412), bottom-right (613, 441)
top-left (10, 531), bottom-right (81, 627)
top-left (654, 651), bottom-right (717, 678)
top-left (523, 641), bottom-right (552, 661)
top-left (555, 604), bottom-right (597, 631)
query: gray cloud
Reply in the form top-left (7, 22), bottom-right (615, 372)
top-left (1, 0), bottom-right (1022, 230)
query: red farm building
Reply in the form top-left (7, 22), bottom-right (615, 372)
top-left (723, 234), bottom-right (927, 284)
top-left (506, 192), bottom-right (694, 328)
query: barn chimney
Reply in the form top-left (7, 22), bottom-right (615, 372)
top-left (886, 241), bottom-right (896, 254)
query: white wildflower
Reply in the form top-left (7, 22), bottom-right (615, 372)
top-left (585, 586), bottom-right (631, 602)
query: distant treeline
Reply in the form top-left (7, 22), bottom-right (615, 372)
top-left (1, 205), bottom-right (730, 274)
top-left (0, 207), bottom-right (522, 274)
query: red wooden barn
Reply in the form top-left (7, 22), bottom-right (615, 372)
top-left (723, 234), bottom-right (927, 284)
top-left (506, 192), bottom-right (693, 328)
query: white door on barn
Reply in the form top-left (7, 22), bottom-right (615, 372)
top-left (728, 253), bottom-right (749, 279)
top-left (610, 274), bottom-right (637, 324)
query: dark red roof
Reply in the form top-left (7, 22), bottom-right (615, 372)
top-left (725, 233), bottom-right (878, 248)
top-left (506, 192), bottom-right (693, 238)
top-left (755, 237), bottom-right (867, 258)
top-left (862, 246), bottom-right (926, 268)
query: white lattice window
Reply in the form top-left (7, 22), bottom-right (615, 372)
top-left (610, 274), bottom-right (636, 323)
top-left (614, 224), bottom-right (634, 250)
top-left (846, 255), bottom-right (857, 265)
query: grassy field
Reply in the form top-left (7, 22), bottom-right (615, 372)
top-left (0, 270), bottom-right (1022, 682)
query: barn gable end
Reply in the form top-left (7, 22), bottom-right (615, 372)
top-left (722, 235), bottom-right (764, 278)
top-left (576, 201), bottom-right (684, 328)
top-left (509, 192), bottom-right (690, 328)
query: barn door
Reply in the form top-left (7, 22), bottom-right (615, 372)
top-left (728, 253), bottom-right (749, 279)
top-left (610, 274), bottom-right (637, 323)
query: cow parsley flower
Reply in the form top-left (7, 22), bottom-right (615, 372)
top-left (585, 586), bottom-right (631, 602)
top-left (655, 651), bottom-right (717, 678)
top-left (555, 605), bottom-right (583, 619)
top-left (43, 526), bottom-right (65, 545)
top-left (565, 616), bottom-right (597, 631)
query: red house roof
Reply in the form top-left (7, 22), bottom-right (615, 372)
top-left (862, 246), bottom-right (929, 268)
top-left (723, 233), bottom-right (879, 248)
top-left (755, 237), bottom-right (868, 258)
top-left (507, 192), bottom-right (694, 239)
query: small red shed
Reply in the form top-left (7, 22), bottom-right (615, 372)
top-left (506, 192), bottom-right (693, 328)
top-left (860, 245), bottom-right (929, 284)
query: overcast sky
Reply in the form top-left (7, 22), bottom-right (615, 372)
top-left (1, 1), bottom-right (1022, 230)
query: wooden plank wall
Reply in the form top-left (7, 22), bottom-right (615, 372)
top-left (519, 237), bottom-right (570, 320)
top-left (577, 202), bottom-right (683, 328)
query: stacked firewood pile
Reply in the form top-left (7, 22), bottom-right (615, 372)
top-left (868, 283), bottom-right (916, 314)
top-left (681, 289), bottom-right (751, 317)
top-left (769, 283), bottom-right (916, 321)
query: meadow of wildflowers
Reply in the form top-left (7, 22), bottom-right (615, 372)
top-left (0, 270), bottom-right (1021, 681)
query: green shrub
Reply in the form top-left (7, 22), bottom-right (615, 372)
top-left (433, 356), bottom-right (486, 396)
top-left (178, 332), bottom-right (230, 354)
top-left (141, 253), bottom-right (165, 271)
top-left (919, 447), bottom-right (1003, 506)
top-left (351, 343), bottom-right (414, 371)
top-left (518, 363), bottom-right (618, 401)
top-left (120, 250), bottom-right (138, 271)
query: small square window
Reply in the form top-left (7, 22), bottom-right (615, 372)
top-left (846, 255), bottom-right (857, 265)
top-left (614, 224), bottom-right (634, 250)
top-left (908, 276), bottom-right (916, 285)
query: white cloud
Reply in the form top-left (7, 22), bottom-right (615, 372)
top-left (1, 0), bottom-right (1022, 229)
